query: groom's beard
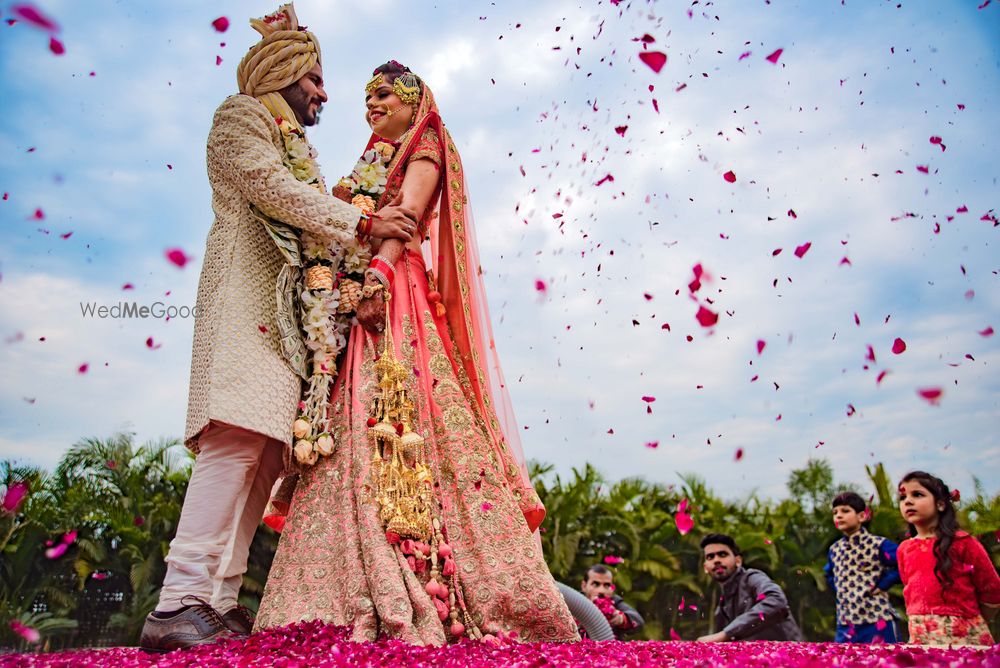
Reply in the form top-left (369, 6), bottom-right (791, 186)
top-left (280, 83), bottom-right (322, 126)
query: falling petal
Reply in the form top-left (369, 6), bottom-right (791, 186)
top-left (77, 363), bottom-right (89, 374)
top-left (793, 242), bottom-right (812, 258)
top-left (165, 248), bottom-right (191, 268)
top-left (756, 340), bottom-right (766, 355)
top-left (480, 502), bottom-right (493, 511)
top-left (765, 48), bottom-right (784, 64)
top-left (734, 448), bottom-right (744, 461)
top-left (9, 621), bottom-right (40, 644)
top-left (2, 481), bottom-right (29, 513)
top-left (723, 170), bottom-right (736, 183)
top-left (146, 337), bottom-right (162, 350)
top-left (978, 326), bottom-right (994, 337)
top-left (876, 370), bottom-right (889, 385)
top-left (638, 51), bottom-right (667, 73)
top-left (48, 36), bottom-right (64, 55)
top-left (614, 125), bottom-right (628, 136)
top-left (917, 388), bottom-right (943, 405)
top-left (892, 338), bottom-right (906, 354)
top-left (211, 16), bottom-right (230, 32)
top-left (669, 627), bottom-right (681, 641)
top-left (696, 305), bottom-right (718, 327)
top-left (45, 542), bottom-right (69, 559)
top-left (645, 441), bottom-right (659, 449)
top-left (675, 509), bottom-right (694, 535)
top-left (11, 4), bottom-right (59, 31)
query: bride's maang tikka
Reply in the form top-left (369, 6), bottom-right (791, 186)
top-left (365, 69), bottom-right (422, 106)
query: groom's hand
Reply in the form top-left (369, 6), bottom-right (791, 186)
top-left (370, 193), bottom-right (418, 241)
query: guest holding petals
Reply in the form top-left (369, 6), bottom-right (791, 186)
top-left (897, 471), bottom-right (1000, 646)
top-left (580, 564), bottom-right (645, 639)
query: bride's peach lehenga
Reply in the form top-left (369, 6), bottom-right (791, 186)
top-left (254, 74), bottom-right (578, 645)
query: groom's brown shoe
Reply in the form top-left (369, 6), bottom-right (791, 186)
top-left (139, 598), bottom-right (237, 653)
top-left (222, 605), bottom-right (255, 635)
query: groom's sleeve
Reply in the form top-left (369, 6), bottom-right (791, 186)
top-left (207, 94), bottom-right (361, 245)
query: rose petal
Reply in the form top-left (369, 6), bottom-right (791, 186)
top-left (165, 248), bottom-right (191, 268)
top-left (2, 481), bottom-right (29, 513)
top-left (12, 4), bottom-right (59, 32)
top-left (211, 16), bottom-right (229, 32)
top-left (695, 305), bottom-right (718, 327)
top-left (638, 51), bottom-right (667, 73)
top-left (48, 36), bottom-right (64, 55)
top-left (891, 337), bottom-right (906, 354)
top-left (917, 387), bottom-right (943, 405)
top-left (734, 448), bottom-right (744, 461)
top-left (723, 170), bottom-right (736, 183)
top-left (645, 441), bottom-right (659, 449)
top-left (978, 326), bottom-right (994, 337)
top-left (9, 620), bottom-right (40, 644)
top-left (675, 510), bottom-right (694, 535)
top-left (765, 48), bottom-right (784, 64)
top-left (756, 340), bottom-right (766, 355)
top-left (794, 242), bottom-right (812, 258)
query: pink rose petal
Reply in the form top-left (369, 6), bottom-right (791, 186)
top-left (675, 509), bottom-right (694, 535)
top-left (45, 542), bottom-right (68, 559)
top-left (638, 51), bottom-right (667, 73)
top-left (794, 242), bottom-right (812, 258)
top-left (645, 441), bottom-right (659, 449)
top-left (77, 363), bottom-right (89, 374)
top-left (765, 48), bottom-right (784, 64)
top-left (917, 387), bottom-right (943, 405)
top-left (10, 620), bottom-right (40, 644)
top-left (48, 36), bottom-right (64, 55)
top-left (723, 170), bottom-right (736, 183)
top-left (734, 448), bottom-right (744, 461)
top-left (165, 248), bottom-right (191, 268)
top-left (11, 4), bottom-right (59, 31)
top-left (2, 481), bottom-right (29, 513)
top-left (211, 16), bottom-right (229, 32)
top-left (756, 340), bottom-right (766, 355)
top-left (696, 305), bottom-right (718, 327)
top-left (978, 326), bottom-right (994, 337)
top-left (891, 338), bottom-right (906, 354)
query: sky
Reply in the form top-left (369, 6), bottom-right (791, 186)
top-left (1, 0), bottom-right (998, 502)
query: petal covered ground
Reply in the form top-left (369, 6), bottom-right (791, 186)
top-left (1, 621), bottom-right (998, 667)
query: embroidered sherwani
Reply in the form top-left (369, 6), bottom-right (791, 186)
top-left (186, 94), bottom-right (361, 455)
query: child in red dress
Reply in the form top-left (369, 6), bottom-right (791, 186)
top-left (896, 471), bottom-right (1000, 645)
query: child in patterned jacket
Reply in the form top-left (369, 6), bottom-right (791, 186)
top-left (825, 491), bottom-right (900, 642)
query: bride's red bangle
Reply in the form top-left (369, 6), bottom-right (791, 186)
top-left (368, 258), bottom-right (395, 289)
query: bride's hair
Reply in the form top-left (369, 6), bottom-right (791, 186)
top-left (373, 60), bottom-right (414, 84)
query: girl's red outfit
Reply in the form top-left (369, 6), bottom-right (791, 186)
top-left (897, 531), bottom-right (1000, 645)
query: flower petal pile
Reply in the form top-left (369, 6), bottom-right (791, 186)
top-left (3, 621), bottom-right (996, 667)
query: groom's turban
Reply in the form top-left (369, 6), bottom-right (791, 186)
top-left (236, 3), bottom-right (321, 98)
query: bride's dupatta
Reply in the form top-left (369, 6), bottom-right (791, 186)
top-left (368, 84), bottom-right (545, 532)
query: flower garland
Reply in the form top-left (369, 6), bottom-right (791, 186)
top-left (268, 117), bottom-right (372, 466)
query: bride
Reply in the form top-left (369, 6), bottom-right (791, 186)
top-left (254, 61), bottom-right (578, 645)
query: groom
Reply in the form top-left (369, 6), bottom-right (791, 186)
top-left (139, 4), bottom-right (415, 653)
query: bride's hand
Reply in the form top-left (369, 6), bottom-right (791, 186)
top-left (357, 279), bottom-right (386, 335)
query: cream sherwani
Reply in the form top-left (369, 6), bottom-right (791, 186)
top-left (185, 93), bottom-right (360, 453)
top-left (157, 94), bottom-right (360, 613)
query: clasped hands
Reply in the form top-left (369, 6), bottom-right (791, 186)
top-left (369, 192), bottom-right (418, 242)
